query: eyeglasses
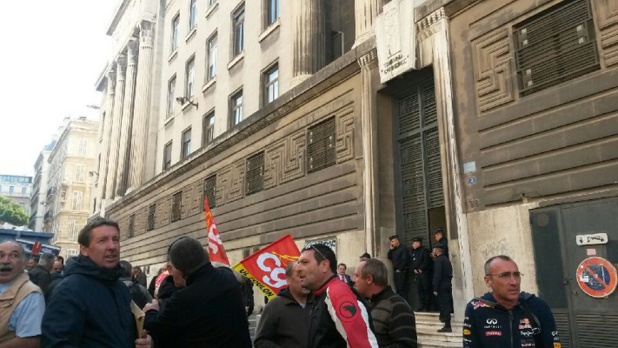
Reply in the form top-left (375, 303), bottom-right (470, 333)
top-left (302, 245), bottom-right (327, 262)
top-left (486, 271), bottom-right (523, 279)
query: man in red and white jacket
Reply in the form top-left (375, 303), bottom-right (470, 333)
top-left (296, 243), bottom-right (378, 348)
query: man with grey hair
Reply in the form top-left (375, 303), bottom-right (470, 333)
top-left (144, 236), bottom-right (251, 347)
top-left (354, 258), bottom-right (418, 348)
top-left (28, 253), bottom-right (54, 294)
top-left (0, 241), bottom-right (45, 347)
top-left (255, 261), bottom-right (313, 348)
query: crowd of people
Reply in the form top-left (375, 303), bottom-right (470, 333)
top-left (0, 219), bottom-right (561, 348)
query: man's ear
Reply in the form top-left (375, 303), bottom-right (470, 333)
top-left (79, 244), bottom-right (88, 257)
top-left (366, 274), bottom-right (374, 285)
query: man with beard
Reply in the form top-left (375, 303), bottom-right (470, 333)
top-left (254, 261), bottom-right (313, 348)
top-left (42, 218), bottom-right (151, 348)
top-left (295, 243), bottom-right (378, 348)
top-left (463, 256), bottom-right (561, 348)
top-left (0, 241), bottom-right (45, 347)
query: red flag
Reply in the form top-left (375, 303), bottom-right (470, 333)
top-left (204, 197), bottom-right (230, 266)
top-left (154, 271), bottom-right (169, 299)
top-left (32, 241), bottom-right (42, 255)
top-left (233, 235), bottom-right (300, 299)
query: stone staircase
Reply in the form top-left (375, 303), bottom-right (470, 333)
top-left (415, 312), bottom-right (463, 348)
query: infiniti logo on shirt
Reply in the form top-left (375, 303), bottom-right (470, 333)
top-left (486, 318), bottom-right (498, 325)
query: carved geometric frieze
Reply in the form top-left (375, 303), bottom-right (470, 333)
top-left (594, 0), bottom-right (618, 67)
top-left (216, 159), bottom-right (246, 205)
top-left (336, 106), bottom-right (355, 162)
top-left (264, 129), bottom-right (306, 190)
top-left (472, 27), bottom-right (516, 113)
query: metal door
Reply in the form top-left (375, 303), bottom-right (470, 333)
top-left (531, 198), bottom-right (618, 348)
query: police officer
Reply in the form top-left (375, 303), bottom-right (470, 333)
top-left (433, 228), bottom-right (449, 258)
top-left (387, 235), bottom-right (411, 302)
top-left (410, 237), bottom-right (432, 312)
top-left (432, 243), bottom-right (453, 332)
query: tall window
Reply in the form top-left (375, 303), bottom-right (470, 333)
top-left (74, 164), bottom-right (86, 182)
top-left (203, 112), bottom-right (215, 146)
top-left (181, 127), bottom-right (192, 159)
top-left (264, 64), bottom-right (279, 104)
top-left (171, 14), bottom-right (179, 51)
top-left (78, 139), bottom-right (88, 156)
top-left (231, 90), bottom-right (243, 126)
top-left (189, 0), bottom-right (197, 30)
top-left (185, 56), bottom-right (195, 98)
top-left (267, 0), bottom-right (280, 26)
top-left (68, 220), bottom-right (78, 240)
top-left (203, 175), bottom-right (217, 208)
top-left (206, 33), bottom-right (217, 81)
top-left (72, 191), bottom-right (83, 210)
top-left (171, 191), bottom-right (182, 222)
top-left (128, 214), bottom-right (135, 238)
top-left (163, 141), bottom-right (173, 170)
top-left (167, 76), bottom-right (176, 117)
top-left (233, 5), bottom-right (245, 56)
top-left (147, 204), bottom-right (156, 231)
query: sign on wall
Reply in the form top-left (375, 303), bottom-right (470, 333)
top-left (375, 0), bottom-right (417, 83)
top-left (576, 257), bottom-right (617, 298)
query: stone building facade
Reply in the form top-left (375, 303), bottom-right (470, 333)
top-left (93, 0), bottom-right (617, 344)
top-left (0, 175), bottom-right (32, 217)
top-left (29, 141), bottom-right (55, 231)
top-left (45, 117), bottom-right (99, 259)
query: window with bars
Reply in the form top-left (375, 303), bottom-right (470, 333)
top-left (307, 117), bottom-right (336, 173)
top-left (147, 204), bottom-right (156, 231)
top-left (203, 175), bottom-right (217, 209)
top-left (246, 152), bottom-right (264, 195)
top-left (128, 214), bottom-right (135, 238)
top-left (514, 0), bottom-right (599, 96)
top-left (203, 112), bottom-right (215, 146)
top-left (171, 191), bottom-right (182, 222)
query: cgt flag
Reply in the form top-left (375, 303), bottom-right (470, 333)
top-left (233, 234), bottom-right (300, 300)
top-left (204, 197), bottom-right (230, 266)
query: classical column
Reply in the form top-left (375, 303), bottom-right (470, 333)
top-left (105, 55), bottom-right (126, 201)
top-left (128, 21), bottom-right (155, 191)
top-left (358, 49), bottom-right (381, 257)
top-left (291, 0), bottom-right (325, 86)
top-left (97, 68), bottom-right (116, 210)
top-left (353, 0), bottom-right (386, 48)
top-left (115, 38), bottom-right (138, 197)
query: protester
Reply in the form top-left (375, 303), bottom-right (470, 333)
top-left (148, 267), bottom-right (164, 297)
top-left (0, 241), bottom-right (45, 347)
top-left (354, 258), bottom-right (417, 348)
top-left (296, 243), bottom-right (378, 348)
top-left (28, 252), bottom-right (54, 294)
top-left (120, 260), bottom-right (153, 309)
top-left (26, 256), bottom-right (38, 272)
top-left (432, 243), bottom-right (453, 332)
top-left (143, 237), bottom-right (251, 347)
top-left (254, 261), bottom-right (313, 348)
top-left (42, 218), bottom-right (151, 347)
top-left (463, 255), bottom-right (561, 348)
top-left (132, 266), bottom-right (147, 287)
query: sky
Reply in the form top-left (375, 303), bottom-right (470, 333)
top-left (0, 1), bottom-right (119, 177)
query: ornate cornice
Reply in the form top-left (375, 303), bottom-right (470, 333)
top-left (417, 7), bottom-right (447, 40)
top-left (357, 49), bottom-right (378, 68)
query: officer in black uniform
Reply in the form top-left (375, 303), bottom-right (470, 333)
top-left (433, 228), bottom-right (449, 258)
top-left (387, 235), bottom-right (411, 302)
top-left (432, 243), bottom-right (453, 332)
top-left (410, 237), bottom-right (432, 312)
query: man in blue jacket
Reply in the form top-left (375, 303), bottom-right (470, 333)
top-left (463, 255), bottom-right (561, 348)
top-left (42, 218), bottom-right (151, 348)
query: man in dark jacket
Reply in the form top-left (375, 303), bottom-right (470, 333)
top-left (387, 235), bottom-right (411, 302)
top-left (41, 218), bottom-right (151, 348)
top-left (120, 260), bottom-right (152, 309)
top-left (463, 255), bottom-right (561, 348)
top-left (254, 261), bottom-right (312, 348)
top-left (432, 243), bottom-right (453, 332)
top-left (432, 228), bottom-right (449, 258)
top-left (143, 237), bottom-right (251, 347)
top-left (296, 243), bottom-right (378, 348)
top-left (410, 237), bottom-right (432, 312)
top-left (28, 253), bottom-right (54, 294)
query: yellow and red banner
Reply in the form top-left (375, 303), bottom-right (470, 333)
top-left (204, 197), bottom-right (230, 266)
top-left (233, 234), bottom-right (300, 299)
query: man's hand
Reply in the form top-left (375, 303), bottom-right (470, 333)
top-left (135, 331), bottom-right (152, 348)
top-left (143, 299), bottom-right (159, 312)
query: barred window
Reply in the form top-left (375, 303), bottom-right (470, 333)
top-left (246, 152), bottom-right (264, 196)
top-left (147, 204), bottom-right (156, 231)
top-left (307, 117), bottom-right (336, 173)
top-left (514, 0), bottom-right (599, 96)
top-left (203, 175), bottom-right (217, 209)
top-left (128, 214), bottom-right (135, 238)
top-left (171, 191), bottom-right (182, 222)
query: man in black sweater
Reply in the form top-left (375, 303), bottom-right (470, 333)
top-left (143, 237), bottom-right (251, 347)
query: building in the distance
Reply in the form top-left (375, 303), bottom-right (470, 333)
top-left (45, 117), bottom-right (98, 259)
top-left (29, 140), bottom-right (56, 231)
top-left (0, 174), bottom-right (33, 216)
